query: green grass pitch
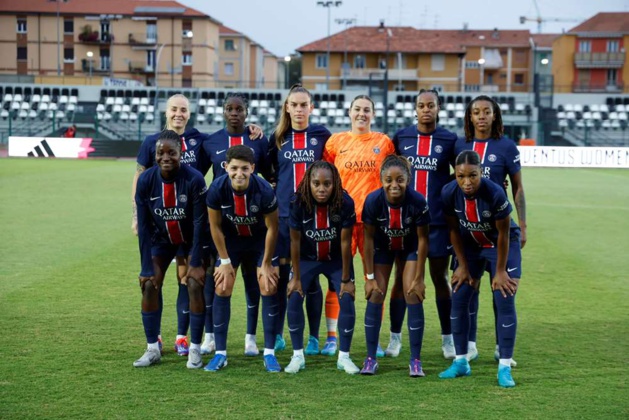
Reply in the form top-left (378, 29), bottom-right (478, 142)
top-left (0, 158), bottom-right (627, 419)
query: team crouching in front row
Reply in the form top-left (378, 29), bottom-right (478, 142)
top-left (133, 128), bottom-right (521, 387)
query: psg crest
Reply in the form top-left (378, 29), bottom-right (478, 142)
top-left (178, 194), bottom-right (187, 203)
top-left (331, 214), bottom-right (341, 223)
top-left (310, 138), bottom-right (318, 146)
top-left (482, 210), bottom-right (492, 218)
top-left (250, 205), bottom-right (259, 213)
top-left (189, 139), bottom-right (197, 146)
top-left (434, 145), bottom-right (443, 153)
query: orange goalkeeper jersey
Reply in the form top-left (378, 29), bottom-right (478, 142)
top-left (323, 131), bottom-right (395, 223)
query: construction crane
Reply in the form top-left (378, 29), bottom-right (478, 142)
top-left (519, 0), bottom-right (581, 33)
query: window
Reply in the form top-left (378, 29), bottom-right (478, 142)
top-left (608, 69), bottom-right (618, 86)
top-left (182, 53), bottom-right (192, 66)
top-left (100, 49), bottom-right (110, 70)
top-left (431, 85), bottom-right (444, 92)
top-left (314, 83), bottom-right (327, 91)
top-left (17, 18), bottom-right (26, 33)
top-left (146, 23), bottom-right (157, 43)
top-left (431, 54), bottom-right (445, 71)
top-left (607, 40), bottom-right (620, 53)
top-left (394, 54), bottom-right (407, 69)
top-left (579, 40), bottom-right (591, 53)
top-left (63, 48), bottom-right (74, 62)
top-left (316, 54), bottom-right (328, 69)
top-left (354, 55), bottom-right (365, 68)
top-left (100, 22), bottom-right (110, 42)
top-left (17, 47), bottom-right (27, 60)
top-left (514, 73), bottom-right (524, 85)
top-left (224, 62), bottom-right (234, 76)
top-left (146, 50), bottom-right (155, 70)
top-left (466, 61), bottom-right (480, 69)
top-left (224, 39), bottom-right (235, 51)
top-left (64, 19), bottom-right (74, 34)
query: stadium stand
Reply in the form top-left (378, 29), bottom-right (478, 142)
top-left (1, 83), bottom-right (627, 146)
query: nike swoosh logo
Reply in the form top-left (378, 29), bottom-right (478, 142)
top-left (507, 267), bottom-right (518, 272)
top-left (469, 312), bottom-right (476, 316)
top-left (281, 141), bottom-right (289, 147)
top-left (364, 324), bottom-right (374, 328)
top-left (377, 217), bottom-right (387, 221)
top-left (269, 312), bottom-right (279, 317)
top-left (409, 326), bottom-right (423, 330)
top-left (150, 196), bottom-right (160, 201)
top-left (502, 323), bottom-right (515, 328)
top-left (182, 310), bottom-right (190, 314)
top-left (203, 245), bottom-right (210, 249)
top-left (343, 328), bottom-right (354, 333)
top-left (216, 149), bottom-right (226, 154)
top-left (221, 205), bottom-right (232, 209)
top-left (289, 327), bottom-right (300, 332)
top-left (247, 304), bottom-right (257, 309)
top-left (447, 245), bottom-right (453, 250)
top-left (404, 145), bottom-right (414, 150)
top-left (454, 209), bottom-right (463, 213)
top-left (272, 256), bottom-right (279, 261)
top-left (213, 323), bottom-right (225, 328)
top-left (303, 218), bottom-right (313, 224)
top-left (340, 149), bottom-right (349, 153)
top-left (450, 316), bottom-right (458, 320)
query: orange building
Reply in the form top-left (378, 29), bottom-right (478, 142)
top-left (552, 12), bottom-right (629, 93)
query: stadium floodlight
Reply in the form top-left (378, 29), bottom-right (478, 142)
top-left (317, 1), bottom-right (343, 90)
top-left (284, 55), bottom-right (292, 89)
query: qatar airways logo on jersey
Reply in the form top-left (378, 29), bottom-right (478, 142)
top-left (180, 150), bottom-right (196, 164)
top-left (459, 220), bottom-right (492, 231)
top-left (381, 226), bottom-right (410, 238)
top-left (481, 165), bottom-right (491, 179)
top-left (284, 149), bottom-right (315, 163)
top-left (305, 227), bottom-right (338, 241)
top-left (226, 214), bottom-right (259, 226)
top-left (154, 207), bottom-right (186, 220)
top-left (344, 160), bottom-right (376, 172)
top-left (406, 156), bottom-right (438, 171)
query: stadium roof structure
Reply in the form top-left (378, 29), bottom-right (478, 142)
top-left (568, 12), bottom-right (629, 35)
top-left (296, 26), bottom-right (533, 54)
top-left (0, 0), bottom-right (217, 21)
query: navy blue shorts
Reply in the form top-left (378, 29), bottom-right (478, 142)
top-left (217, 237), bottom-right (279, 269)
top-left (153, 242), bottom-right (190, 260)
top-left (298, 259), bottom-right (350, 293)
top-left (453, 238), bottom-right (522, 280)
top-left (428, 225), bottom-right (451, 259)
top-left (374, 249), bottom-right (418, 265)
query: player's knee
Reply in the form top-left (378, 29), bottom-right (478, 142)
top-left (187, 277), bottom-right (204, 296)
top-left (404, 293), bottom-right (419, 305)
top-left (260, 285), bottom-right (277, 296)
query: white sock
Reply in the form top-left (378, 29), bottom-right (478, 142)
top-left (293, 349), bottom-right (304, 358)
top-left (326, 317), bottom-right (338, 337)
top-left (245, 334), bottom-right (256, 343)
top-left (390, 332), bottom-right (402, 341)
top-left (264, 348), bottom-right (275, 356)
top-left (495, 344), bottom-right (500, 352)
top-left (338, 350), bottom-right (349, 360)
top-left (147, 342), bottom-right (160, 351)
top-left (468, 341), bottom-right (477, 351)
top-left (499, 358), bottom-right (512, 367)
top-left (176, 334), bottom-right (186, 340)
top-left (216, 350), bottom-right (227, 356)
top-left (190, 343), bottom-right (200, 351)
top-left (204, 333), bottom-right (214, 343)
top-left (455, 355), bottom-right (466, 361)
top-left (442, 334), bottom-right (453, 342)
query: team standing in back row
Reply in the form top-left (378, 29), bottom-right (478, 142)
top-left (132, 86), bottom-right (526, 388)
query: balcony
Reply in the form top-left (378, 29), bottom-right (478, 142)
top-left (129, 61), bottom-right (154, 74)
top-left (573, 82), bottom-right (625, 93)
top-left (81, 59), bottom-right (110, 74)
top-left (77, 30), bottom-right (114, 44)
top-left (128, 33), bottom-right (158, 49)
top-left (574, 52), bottom-right (625, 68)
top-left (344, 68), bottom-right (418, 80)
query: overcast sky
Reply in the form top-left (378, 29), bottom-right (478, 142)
top-left (181, 0), bottom-right (627, 57)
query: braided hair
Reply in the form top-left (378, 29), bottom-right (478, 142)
top-left (463, 95), bottom-right (504, 141)
top-left (379, 154), bottom-right (411, 182)
top-left (294, 161), bottom-right (344, 215)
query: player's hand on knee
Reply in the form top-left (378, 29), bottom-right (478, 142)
top-left (287, 278), bottom-right (303, 298)
top-left (407, 278), bottom-right (426, 303)
top-left (185, 265), bottom-right (206, 287)
top-left (340, 281), bottom-right (355, 300)
top-left (139, 275), bottom-right (157, 291)
top-left (492, 271), bottom-right (518, 298)
top-left (451, 267), bottom-right (472, 292)
top-left (364, 279), bottom-right (383, 300)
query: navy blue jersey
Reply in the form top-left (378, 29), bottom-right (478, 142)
top-left (137, 128), bottom-right (210, 175)
top-left (454, 136), bottom-right (520, 187)
top-left (268, 124), bottom-right (331, 217)
top-left (135, 165), bottom-right (208, 276)
top-left (393, 125), bottom-right (457, 226)
top-left (206, 174), bottom-right (278, 241)
top-left (289, 191), bottom-right (356, 261)
top-left (362, 188), bottom-right (431, 252)
top-left (441, 178), bottom-right (517, 249)
top-left (202, 127), bottom-right (272, 180)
